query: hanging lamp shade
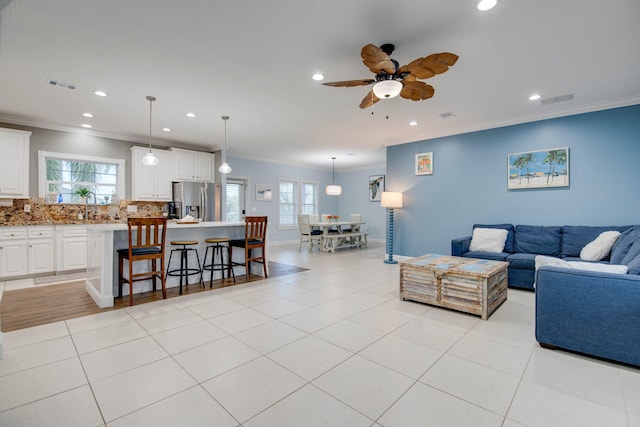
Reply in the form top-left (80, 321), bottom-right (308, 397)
top-left (218, 115), bottom-right (232, 174)
top-left (325, 156), bottom-right (342, 195)
top-left (142, 95), bottom-right (159, 166)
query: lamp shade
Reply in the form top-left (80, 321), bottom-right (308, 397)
top-left (373, 80), bottom-right (403, 99)
top-left (142, 151), bottom-right (159, 166)
top-left (325, 184), bottom-right (343, 196)
top-left (219, 161), bottom-right (232, 174)
top-left (381, 192), bottom-right (403, 208)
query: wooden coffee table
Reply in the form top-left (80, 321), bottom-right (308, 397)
top-left (400, 254), bottom-right (508, 320)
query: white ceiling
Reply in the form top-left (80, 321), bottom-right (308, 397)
top-left (0, 0), bottom-right (639, 171)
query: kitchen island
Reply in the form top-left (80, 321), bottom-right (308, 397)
top-left (86, 221), bottom-right (246, 307)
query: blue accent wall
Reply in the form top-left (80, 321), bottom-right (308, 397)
top-left (386, 105), bottom-right (640, 257)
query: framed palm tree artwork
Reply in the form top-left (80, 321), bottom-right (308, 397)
top-left (508, 147), bottom-right (569, 190)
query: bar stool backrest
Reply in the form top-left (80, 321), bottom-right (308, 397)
top-left (245, 216), bottom-right (268, 243)
top-left (127, 217), bottom-right (167, 257)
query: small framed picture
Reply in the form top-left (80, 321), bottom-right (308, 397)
top-left (369, 174), bottom-right (385, 202)
top-left (415, 152), bottom-right (433, 175)
top-left (256, 184), bottom-right (273, 201)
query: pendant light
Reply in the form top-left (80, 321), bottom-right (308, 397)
top-left (142, 95), bottom-right (159, 166)
top-left (325, 156), bottom-right (342, 195)
top-left (218, 115), bottom-right (232, 174)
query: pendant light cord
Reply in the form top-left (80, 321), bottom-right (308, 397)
top-left (146, 95), bottom-right (156, 152)
top-left (222, 115), bottom-right (229, 162)
top-left (332, 156), bottom-right (336, 184)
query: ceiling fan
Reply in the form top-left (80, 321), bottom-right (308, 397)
top-left (322, 43), bottom-right (458, 109)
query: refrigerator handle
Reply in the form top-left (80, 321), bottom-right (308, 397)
top-left (200, 184), bottom-right (206, 221)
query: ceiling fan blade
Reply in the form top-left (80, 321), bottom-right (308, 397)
top-left (361, 44), bottom-right (396, 75)
top-left (400, 81), bottom-right (435, 101)
top-left (322, 79), bottom-right (375, 87)
top-left (401, 52), bottom-right (459, 80)
top-left (359, 90), bottom-right (380, 109)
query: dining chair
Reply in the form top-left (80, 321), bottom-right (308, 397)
top-left (348, 213), bottom-right (362, 232)
top-left (118, 217), bottom-right (168, 306)
top-left (297, 214), bottom-right (322, 252)
top-left (321, 214), bottom-right (330, 222)
top-left (229, 216), bottom-right (268, 281)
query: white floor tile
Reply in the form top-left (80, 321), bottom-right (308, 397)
top-left (250, 297), bottom-right (308, 318)
top-left (66, 309), bottom-right (132, 335)
top-left (181, 296), bottom-right (245, 319)
top-left (107, 386), bottom-right (237, 427)
top-left (202, 356), bottom-right (306, 423)
top-left (268, 335), bottom-right (352, 381)
top-left (524, 346), bottom-right (626, 411)
top-left (0, 357), bottom-right (87, 412)
top-left (348, 306), bottom-right (415, 333)
top-left (72, 319), bottom-right (148, 355)
top-left (314, 298), bottom-right (369, 318)
top-left (135, 305), bottom-right (203, 335)
top-left (207, 307), bottom-right (272, 334)
top-left (91, 357), bottom-right (196, 422)
top-left (508, 380), bottom-right (628, 427)
top-left (80, 336), bottom-right (169, 382)
top-left (391, 316), bottom-right (464, 352)
top-left (287, 290), bottom-right (336, 306)
top-left (313, 355), bottom-right (414, 420)
top-left (379, 381), bottom-right (503, 427)
top-left (449, 333), bottom-right (532, 377)
top-left (359, 334), bottom-right (442, 379)
top-left (279, 307), bottom-right (343, 334)
top-left (244, 384), bottom-right (373, 427)
top-left (419, 354), bottom-right (520, 415)
top-left (0, 385), bottom-right (103, 427)
top-left (234, 320), bottom-right (307, 354)
top-left (152, 319), bottom-right (228, 354)
top-left (173, 335), bottom-right (261, 382)
top-left (3, 321), bottom-right (69, 349)
top-left (621, 368), bottom-right (640, 416)
top-left (0, 335), bottom-right (77, 376)
top-left (314, 319), bottom-right (386, 353)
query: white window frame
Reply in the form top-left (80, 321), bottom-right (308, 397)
top-left (38, 150), bottom-right (125, 201)
top-left (277, 178), bottom-right (318, 230)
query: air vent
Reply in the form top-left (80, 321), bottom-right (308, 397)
top-left (47, 79), bottom-right (77, 90)
top-left (440, 112), bottom-right (456, 119)
top-left (540, 94), bottom-right (573, 105)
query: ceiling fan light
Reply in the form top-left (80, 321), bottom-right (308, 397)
top-left (373, 80), bottom-right (402, 99)
top-left (325, 184), bottom-right (342, 196)
top-left (219, 161), bottom-right (232, 174)
top-left (142, 151), bottom-right (159, 166)
top-left (477, 0), bottom-right (497, 11)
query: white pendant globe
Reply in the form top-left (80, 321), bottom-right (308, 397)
top-left (142, 151), bottom-right (159, 166)
top-left (219, 162), bottom-right (232, 174)
top-left (373, 80), bottom-right (402, 99)
top-left (325, 184), bottom-right (342, 196)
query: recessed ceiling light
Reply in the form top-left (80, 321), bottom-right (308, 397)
top-left (162, 127), bottom-right (172, 132)
top-left (82, 112), bottom-right (94, 118)
top-left (409, 121), bottom-right (418, 126)
top-left (312, 73), bottom-right (324, 81)
top-left (528, 94), bottom-right (542, 101)
top-left (186, 112), bottom-right (196, 118)
top-left (477, 0), bottom-right (497, 11)
top-left (81, 124), bottom-right (92, 128)
top-left (93, 90), bottom-right (107, 97)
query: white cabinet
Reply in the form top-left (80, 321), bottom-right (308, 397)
top-left (171, 148), bottom-right (214, 182)
top-left (0, 228), bottom-right (28, 277)
top-left (28, 227), bottom-right (55, 274)
top-left (0, 227), bottom-right (55, 277)
top-left (131, 147), bottom-right (172, 201)
top-left (0, 127), bottom-right (31, 198)
top-left (56, 226), bottom-right (87, 271)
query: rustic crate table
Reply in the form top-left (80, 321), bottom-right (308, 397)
top-left (400, 254), bottom-right (508, 320)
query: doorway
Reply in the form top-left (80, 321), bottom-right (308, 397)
top-left (225, 177), bottom-right (248, 222)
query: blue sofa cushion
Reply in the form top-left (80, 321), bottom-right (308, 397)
top-left (463, 251), bottom-right (509, 262)
top-left (514, 225), bottom-right (562, 257)
top-left (561, 225), bottom-right (631, 258)
top-left (627, 254), bottom-right (640, 275)
top-left (610, 226), bottom-right (640, 264)
top-left (473, 224), bottom-right (514, 253)
top-left (506, 252), bottom-right (537, 269)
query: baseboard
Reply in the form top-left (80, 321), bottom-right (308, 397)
top-left (85, 280), bottom-right (113, 308)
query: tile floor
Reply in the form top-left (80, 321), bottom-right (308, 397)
top-left (0, 242), bottom-right (638, 426)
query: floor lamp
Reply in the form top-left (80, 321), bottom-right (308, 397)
top-left (381, 192), bottom-right (403, 264)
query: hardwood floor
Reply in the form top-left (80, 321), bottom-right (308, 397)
top-left (1, 261), bottom-right (307, 332)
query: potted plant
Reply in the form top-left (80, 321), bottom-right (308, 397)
top-left (76, 187), bottom-right (90, 202)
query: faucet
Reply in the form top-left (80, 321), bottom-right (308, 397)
top-left (85, 191), bottom-right (97, 220)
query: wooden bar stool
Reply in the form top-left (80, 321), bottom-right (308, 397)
top-left (166, 240), bottom-right (203, 294)
top-left (201, 237), bottom-right (236, 287)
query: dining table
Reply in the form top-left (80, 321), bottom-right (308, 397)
top-left (308, 220), bottom-right (366, 252)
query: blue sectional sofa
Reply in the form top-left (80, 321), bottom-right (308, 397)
top-left (451, 224), bottom-right (632, 290)
top-left (452, 223), bottom-right (640, 367)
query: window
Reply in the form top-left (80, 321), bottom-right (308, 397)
top-left (38, 151), bottom-right (125, 204)
top-left (278, 178), bottom-right (318, 228)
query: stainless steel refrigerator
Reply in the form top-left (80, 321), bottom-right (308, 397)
top-left (171, 181), bottom-right (221, 221)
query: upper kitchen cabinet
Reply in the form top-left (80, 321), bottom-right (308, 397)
top-left (171, 148), bottom-right (215, 182)
top-left (0, 127), bottom-right (31, 198)
top-left (131, 147), bottom-right (172, 201)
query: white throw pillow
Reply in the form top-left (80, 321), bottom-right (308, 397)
top-left (580, 231), bottom-right (621, 261)
top-left (469, 228), bottom-right (508, 253)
